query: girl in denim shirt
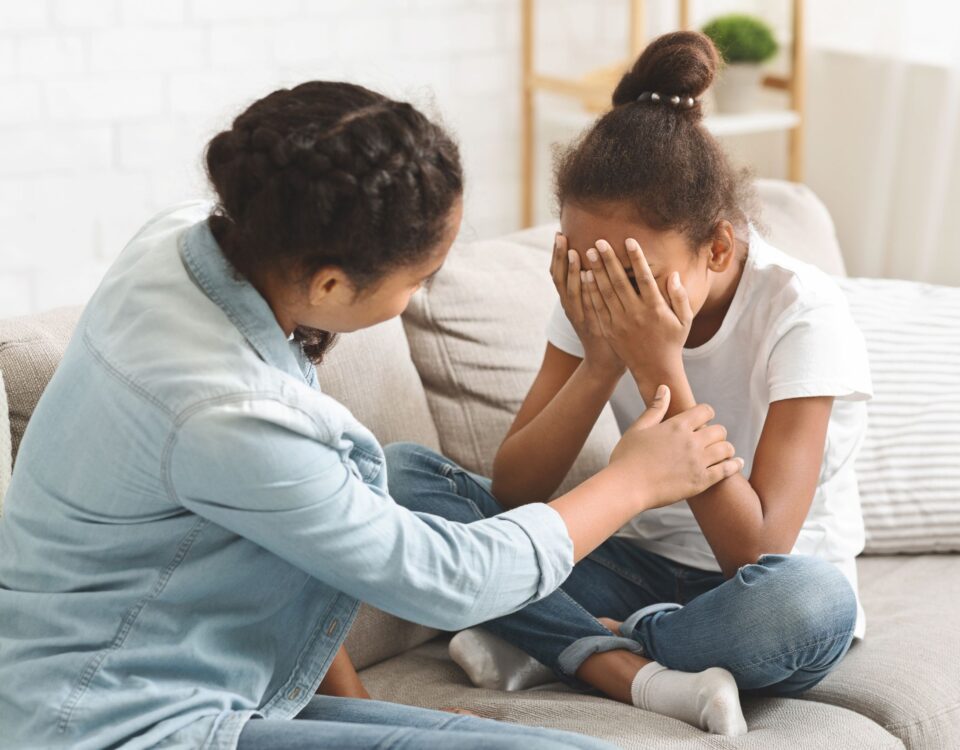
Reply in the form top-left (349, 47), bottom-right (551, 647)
top-left (0, 82), bottom-right (742, 750)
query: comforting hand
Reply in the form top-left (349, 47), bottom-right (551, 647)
top-left (549, 233), bottom-right (624, 377)
top-left (582, 238), bottom-right (692, 382)
top-left (609, 385), bottom-right (743, 509)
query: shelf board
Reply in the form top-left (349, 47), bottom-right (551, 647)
top-left (705, 110), bottom-right (801, 137)
top-left (537, 100), bottom-right (800, 138)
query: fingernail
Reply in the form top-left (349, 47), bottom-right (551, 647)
top-left (738, 457), bottom-right (745, 468)
top-left (585, 270), bottom-right (595, 283)
top-left (596, 240), bottom-right (610, 253)
top-left (586, 248), bottom-right (599, 263)
top-left (580, 270), bottom-right (587, 282)
top-left (655, 384), bottom-right (666, 398)
top-left (568, 250), bottom-right (577, 263)
top-left (671, 272), bottom-right (681, 286)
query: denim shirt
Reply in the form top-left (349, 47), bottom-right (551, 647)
top-left (0, 202), bottom-right (574, 750)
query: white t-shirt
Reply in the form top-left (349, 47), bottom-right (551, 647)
top-left (546, 228), bottom-right (873, 638)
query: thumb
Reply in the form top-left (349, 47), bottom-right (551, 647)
top-left (632, 385), bottom-right (670, 430)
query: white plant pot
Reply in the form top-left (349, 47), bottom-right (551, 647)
top-left (713, 63), bottom-right (764, 113)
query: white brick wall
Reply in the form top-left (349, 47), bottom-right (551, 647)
top-left (0, 0), bottom-right (699, 317)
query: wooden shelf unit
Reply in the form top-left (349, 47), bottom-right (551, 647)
top-left (520, 0), bottom-right (807, 227)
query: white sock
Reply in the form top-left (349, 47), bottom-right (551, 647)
top-left (630, 661), bottom-right (748, 736)
top-left (448, 628), bottom-right (556, 691)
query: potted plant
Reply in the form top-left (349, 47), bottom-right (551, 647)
top-left (702, 13), bottom-right (779, 113)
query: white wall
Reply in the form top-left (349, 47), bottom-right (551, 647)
top-left (0, 0), bottom-right (598, 316)
top-left (9, 1), bottom-right (949, 319)
top-left (0, 0), bottom-right (795, 318)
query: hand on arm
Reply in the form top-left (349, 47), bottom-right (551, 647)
top-left (684, 396), bottom-right (834, 576)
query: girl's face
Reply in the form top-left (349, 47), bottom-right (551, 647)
top-left (275, 199), bottom-right (463, 336)
top-left (560, 200), bottom-right (716, 316)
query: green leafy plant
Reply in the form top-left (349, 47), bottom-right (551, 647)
top-left (702, 14), bottom-right (778, 65)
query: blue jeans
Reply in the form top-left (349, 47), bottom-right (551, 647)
top-left (384, 442), bottom-right (858, 697)
top-left (237, 695), bottom-right (615, 749)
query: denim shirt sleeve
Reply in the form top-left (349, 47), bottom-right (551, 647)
top-left (166, 396), bottom-right (573, 632)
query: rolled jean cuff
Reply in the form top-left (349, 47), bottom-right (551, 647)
top-left (557, 635), bottom-right (645, 677)
top-left (620, 602), bottom-right (683, 639)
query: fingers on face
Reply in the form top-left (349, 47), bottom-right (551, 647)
top-left (625, 239), bottom-right (661, 301)
top-left (552, 233), bottom-right (569, 283)
top-left (566, 249), bottom-right (584, 321)
top-left (595, 240), bottom-right (635, 308)
top-left (584, 245), bottom-right (623, 313)
top-left (582, 270), bottom-right (611, 328)
top-left (667, 271), bottom-right (694, 326)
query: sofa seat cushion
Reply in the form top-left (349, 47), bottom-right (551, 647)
top-left (360, 639), bottom-right (903, 749)
top-left (801, 554), bottom-right (960, 749)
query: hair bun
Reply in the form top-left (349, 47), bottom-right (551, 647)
top-left (611, 31), bottom-right (719, 117)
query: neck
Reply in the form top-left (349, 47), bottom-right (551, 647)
top-left (686, 256), bottom-right (745, 348)
top-left (250, 270), bottom-right (299, 338)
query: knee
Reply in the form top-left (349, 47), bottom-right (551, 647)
top-left (743, 555), bottom-right (857, 642)
top-left (383, 442), bottom-right (453, 504)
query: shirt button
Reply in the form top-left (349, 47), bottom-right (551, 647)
top-left (326, 619), bottom-right (340, 637)
top-left (288, 687), bottom-right (302, 700)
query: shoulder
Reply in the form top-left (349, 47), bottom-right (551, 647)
top-left (746, 230), bottom-right (848, 318)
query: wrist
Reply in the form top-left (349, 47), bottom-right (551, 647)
top-left (580, 358), bottom-right (624, 385)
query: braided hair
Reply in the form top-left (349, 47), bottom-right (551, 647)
top-left (555, 31), bottom-right (755, 250)
top-left (204, 81), bottom-right (463, 362)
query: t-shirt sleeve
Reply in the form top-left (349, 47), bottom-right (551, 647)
top-left (767, 301), bottom-right (873, 403)
top-left (545, 298), bottom-right (586, 358)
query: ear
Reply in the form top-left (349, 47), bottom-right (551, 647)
top-left (306, 267), bottom-right (349, 306)
top-left (705, 220), bottom-right (737, 273)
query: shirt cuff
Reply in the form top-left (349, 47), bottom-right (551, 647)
top-left (497, 502), bottom-right (574, 599)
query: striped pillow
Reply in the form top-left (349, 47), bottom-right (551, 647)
top-left (839, 277), bottom-right (960, 554)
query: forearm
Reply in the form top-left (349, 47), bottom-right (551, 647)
top-left (629, 359), bottom-right (696, 418)
top-left (492, 362), bottom-right (620, 508)
top-left (685, 474), bottom-right (772, 577)
top-left (630, 363), bottom-right (772, 574)
top-left (316, 645), bottom-right (370, 699)
top-left (549, 462), bottom-right (652, 561)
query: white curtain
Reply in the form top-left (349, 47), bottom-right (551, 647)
top-left (805, 0), bottom-right (960, 285)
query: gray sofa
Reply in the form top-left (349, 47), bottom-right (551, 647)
top-left (1, 180), bottom-right (957, 749)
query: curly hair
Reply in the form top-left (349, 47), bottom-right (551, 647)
top-left (204, 81), bottom-right (463, 362)
top-left (555, 31), bottom-right (756, 249)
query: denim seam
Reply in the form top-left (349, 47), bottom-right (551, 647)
top-left (161, 391), bottom-right (333, 506)
top-left (56, 517), bottom-right (208, 733)
top-left (728, 629), bottom-right (854, 672)
top-left (180, 230), bottom-right (276, 367)
top-left (81, 330), bottom-right (176, 418)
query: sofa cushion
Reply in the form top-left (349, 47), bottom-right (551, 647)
top-left (0, 306), bottom-right (441, 671)
top-left (803, 554), bottom-right (960, 749)
top-left (360, 639), bottom-right (903, 749)
top-left (0, 370), bottom-right (10, 513)
top-left (839, 277), bottom-right (960, 554)
top-left (401, 226), bottom-right (622, 495)
top-left (0, 306), bottom-right (82, 462)
top-left (752, 178), bottom-right (847, 276)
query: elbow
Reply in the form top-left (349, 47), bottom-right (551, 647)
top-left (422, 600), bottom-right (485, 632)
